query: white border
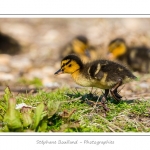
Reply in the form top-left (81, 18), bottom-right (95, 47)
top-left (1, 15), bottom-right (150, 18)
top-left (0, 133), bottom-right (150, 150)
top-left (0, 0), bottom-right (150, 14)
top-left (0, 0), bottom-right (150, 148)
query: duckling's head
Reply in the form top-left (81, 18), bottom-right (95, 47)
top-left (55, 55), bottom-right (83, 75)
top-left (72, 35), bottom-right (90, 57)
top-left (108, 38), bottom-right (127, 60)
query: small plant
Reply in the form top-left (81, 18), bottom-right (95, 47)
top-left (0, 87), bottom-right (79, 132)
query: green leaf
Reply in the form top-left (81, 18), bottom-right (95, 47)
top-left (3, 87), bottom-right (12, 109)
top-left (21, 107), bottom-right (33, 128)
top-left (38, 117), bottom-right (48, 132)
top-left (3, 98), bottom-right (23, 131)
top-left (32, 102), bottom-right (45, 131)
top-left (47, 101), bottom-right (61, 118)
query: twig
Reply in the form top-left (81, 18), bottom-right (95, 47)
top-left (61, 96), bottom-right (82, 103)
top-left (107, 126), bottom-right (115, 132)
top-left (90, 95), bottom-right (101, 113)
top-left (125, 96), bottom-right (150, 101)
top-left (98, 115), bottom-right (124, 132)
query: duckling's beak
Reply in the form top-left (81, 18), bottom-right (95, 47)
top-left (54, 69), bottom-right (63, 75)
top-left (107, 53), bottom-right (115, 60)
top-left (85, 49), bottom-right (91, 58)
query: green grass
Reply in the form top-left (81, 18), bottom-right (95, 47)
top-left (17, 77), bottom-right (43, 88)
top-left (0, 87), bottom-right (150, 132)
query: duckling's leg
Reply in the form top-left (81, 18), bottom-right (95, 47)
top-left (110, 79), bottom-right (122, 101)
top-left (101, 89), bottom-right (109, 103)
top-left (101, 89), bottom-right (109, 112)
top-left (104, 89), bottom-right (109, 98)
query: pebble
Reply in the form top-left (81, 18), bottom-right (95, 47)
top-left (0, 72), bottom-right (15, 81)
top-left (0, 54), bottom-right (11, 65)
top-left (42, 66), bottom-right (56, 75)
top-left (25, 68), bottom-right (43, 79)
top-left (43, 82), bottom-right (60, 88)
top-left (10, 56), bottom-right (32, 70)
top-left (0, 65), bottom-right (11, 73)
top-left (139, 82), bottom-right (149, 89)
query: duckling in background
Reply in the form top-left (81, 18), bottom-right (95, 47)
top-left (108, 38), bottom-right (150, 73)
top-left (60, 35), bottom-right (97, 62)
top-left (0, 32), bottom-right (21, 55)
top-left (55, 54), bottom-right (136, 107)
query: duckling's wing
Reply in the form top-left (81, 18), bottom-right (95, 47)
top-left (86, 60), bottom-right (115, 81)
top-left (84, 59), bottom-right (136, 83)
top-left (84, 61), bottom-right (104, 80)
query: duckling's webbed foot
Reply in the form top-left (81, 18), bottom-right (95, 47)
top-left (110, 78), bottom-right (122, 101)
top-left (101, 97), bottom-right (109, 112)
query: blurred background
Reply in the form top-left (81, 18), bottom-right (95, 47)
top-left (0, 18), bottom-right (150, 93)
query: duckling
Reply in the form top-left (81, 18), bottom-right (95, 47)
top-left (108, 38), bottom-right (150, 73)
top-left (55, 54), bottom-right (136, 103)
top-left (0, 32), bottom-right (21, 55)
top-left (60, 35), bottom-right (97, 62)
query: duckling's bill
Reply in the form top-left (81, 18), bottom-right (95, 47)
top-left (54, 69), bottom-right (63, 75)
top-left (85, 49), bottom-right (91, 58)
top-left (107, 53), bottom-right (115, 60)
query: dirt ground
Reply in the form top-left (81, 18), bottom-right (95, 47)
top-left (0, 18), bottom-right (150, 99)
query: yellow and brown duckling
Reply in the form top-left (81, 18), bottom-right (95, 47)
top-left (55, 54), bottom-right (136, 107)
top-left (60, 35), bottom-right (97, 62)
top-left (108, 38), bottom-right (150, 73)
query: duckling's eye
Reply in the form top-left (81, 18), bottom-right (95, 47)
top-left (68, 64), bottom-right (72, 67)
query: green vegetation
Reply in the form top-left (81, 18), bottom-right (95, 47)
top-left (0, 87), bottom-right (150, 132)
top-left (17, 77), bottom-right (43, 88)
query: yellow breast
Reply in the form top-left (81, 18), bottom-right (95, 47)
top-left (71, 71), bottom-right (115, 89)
top-left (71, 70), bottom-right (92, 87)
